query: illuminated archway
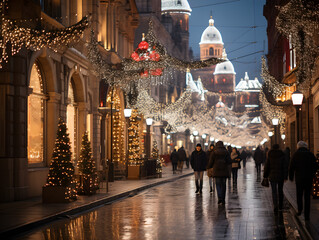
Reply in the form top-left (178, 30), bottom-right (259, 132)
top-left (28, 62), bottom-right (45, 164)
top-left (67, 79), bottom-right (76, 161)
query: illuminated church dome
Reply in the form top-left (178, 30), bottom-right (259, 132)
top-left (161, 0), bottom-right (192, 14)
top-left (214, 49), bottom-right (235, 75)
top-left (200, 17), bottom-right (223, 45)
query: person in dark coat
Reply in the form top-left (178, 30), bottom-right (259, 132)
top-left (284, 147), bottom-right (291, 168)
top-left (254, 146), bottom-right (264, 175)
top-left (231, 147), bottom-right (241, 186)
top-left (289, 141), bottom-right (318, 221)
top-left (170, 148), bottom-right (179, 174)
top-left (207, 141), bottom-right (232, 204)
top-left (241, 149), bottom-right (248, 168)
top-left (264, 144), bottom-right (288, 214)
top-left (206, 143), bottom-right (215, 193)
top-left (191, 143), bottom-right (207, 194)
top-left (178, 146), bottom-right (187, 173)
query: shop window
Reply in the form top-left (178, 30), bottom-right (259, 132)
top-left (28, 63), bottom-right (45, 164)
top-left (289, 35), bottom-right (296, 71)
top-left (67, 80), bottom-right (77, 162)
top-left (209, 47), bottom-right (214, 56)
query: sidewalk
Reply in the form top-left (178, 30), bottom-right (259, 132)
top-left (283, 180), bottom-right (319, 239)
top-left (0, 164), bottom-right (193, 238)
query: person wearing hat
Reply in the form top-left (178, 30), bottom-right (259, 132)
top-left (191, 143), bottom-right (208, 194)
top-left (289, 141), bottom-right (318, 221)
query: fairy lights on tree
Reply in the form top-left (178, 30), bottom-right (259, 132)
top-left (78, 131), bottom-right (98, 195)
top-left (45, 118), bottom-right (77, 200)
top-left (128, 109), bottom-right (141, 166)
top-left (0, 0), bottom-right (89, 68)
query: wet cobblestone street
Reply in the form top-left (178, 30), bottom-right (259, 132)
top-left (18, 161), bottom-right (298, 240)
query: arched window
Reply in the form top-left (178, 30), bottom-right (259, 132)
top-left (67, 80), bottom-right (77, 161)
top-left (28, 63), bottom-right (45, 164)
top-left (209, 47), bottom-right (214, 56)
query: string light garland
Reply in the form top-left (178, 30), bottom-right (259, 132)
top-left (45, 118), bottom-right (77, 200)
top-left (276, 0), bottom-right (319, 90)
top-left (0, 0), bottom-right (90, 68)
top-left (260, 56), bottom-right (292, 99)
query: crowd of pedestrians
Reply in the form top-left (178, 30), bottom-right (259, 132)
top-left (169, 139), bottom-right (318, 218)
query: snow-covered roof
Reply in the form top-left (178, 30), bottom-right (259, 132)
top-left (186, 70), bottom-right (207, 101)
top-left (162, 0), bottom-right (192, 14)
top-left (200, 17), bottom-right (223, 45)
top-left (235, 72), bottom-right (262, 92)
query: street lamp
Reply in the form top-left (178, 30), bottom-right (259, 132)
top-left (281, 134), bottom-right (286, 140)
top-left (193, 130), bottom-right (198, 136)
top-left (292, 90), bottom-right (304, 142)
top-left (272, 118), bottom-right (279, 144)
top-left (145, 118), bottom-right (153, 158)
top-left (124, 108), bottom-right (132, 118)
top-left (268, 131), bottom-right (273, 137)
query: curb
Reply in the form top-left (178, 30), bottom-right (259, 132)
top-left (0, 172), bottom-right (193, 239)
top-left (283, 187), bottom-right (314, 240)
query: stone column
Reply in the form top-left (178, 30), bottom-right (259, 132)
top-left (46, 92), bottom-right (61, 167)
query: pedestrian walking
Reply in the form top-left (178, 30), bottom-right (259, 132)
top-left (170, 148), bottom-right (179, 174)
top-left (254, 146), bottom-right (264, 175)
top-left (289, 141), bottom-right (318, 221)
top-left (241, 149), bottom-right (248, 168)
top-left (263, 144), bottom-right (288, 214)
top-left (206, 143), bottom-right (215, 193)
top-left (231, 147), bottom-right (241, 187)
top-left (185, 149), bottom-right (190, 169)
top-left (177, 146), bottom-right (187, 173)
top-left (207, 141), bottom-right (232, 205)
top-left (191, 143), bottom-right (207, 194)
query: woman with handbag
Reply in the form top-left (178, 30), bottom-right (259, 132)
top-left (263, 144), bottom-right (288, 214)
top-left (231, 147), bottom-right (241, 187)
top-left (206, 143), bottom-right (215, 193)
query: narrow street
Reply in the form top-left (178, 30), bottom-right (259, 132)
top-left (17, 160), bottom-right (300, 240)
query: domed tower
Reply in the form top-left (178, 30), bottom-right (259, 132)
top-left (161, 0), bottom-right (192, 60)
top-left (213, 49), bottom-right (236, 93)
top-left (199, 16), bottom-right (224, 61)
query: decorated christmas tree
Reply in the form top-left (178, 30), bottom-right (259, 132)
top-left (151, 140), bottom-right (162, 175)
top-left (128, 109), bottom-right (140, 165)
top-left (78, 132), bottom-right (98, 195)
top-left (151, 140), bottom-right (159, 159)
top-left (312, 151), bottom-right (319, 198)
top-left (45, 118), bottom-right (76, 200)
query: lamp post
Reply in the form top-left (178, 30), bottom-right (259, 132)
top-left (124, 109), bottom-right (132, 177)
top-left (146, 118), bottom-right (153, 158)
top-left (202, 134), bottom-right (207, 150)
top-left (292, 90), bottom-right (304, 142)
top-left (272, 118), bottom-right (279, 145)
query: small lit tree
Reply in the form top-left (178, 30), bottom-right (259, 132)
top-left (45, 118), bottom-right (77, 201)
top-left (78, 132), bottom-right (98, 195)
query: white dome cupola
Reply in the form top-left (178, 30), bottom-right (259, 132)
top-left (214, 49), bottom-right (236, 75)
top-left (200, 16), bottom-right (223, 45)
top-left (161, 0), bottom-right (192, 15)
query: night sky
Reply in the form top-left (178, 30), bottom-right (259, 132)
top-left (188, 0), bottom-right (267, 84)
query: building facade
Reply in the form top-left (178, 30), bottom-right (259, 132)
top-left (0, 0), bottom-right (138, 202)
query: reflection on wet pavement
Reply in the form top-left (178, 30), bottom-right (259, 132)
top-left (20, 162), bottom-right (289, 240)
